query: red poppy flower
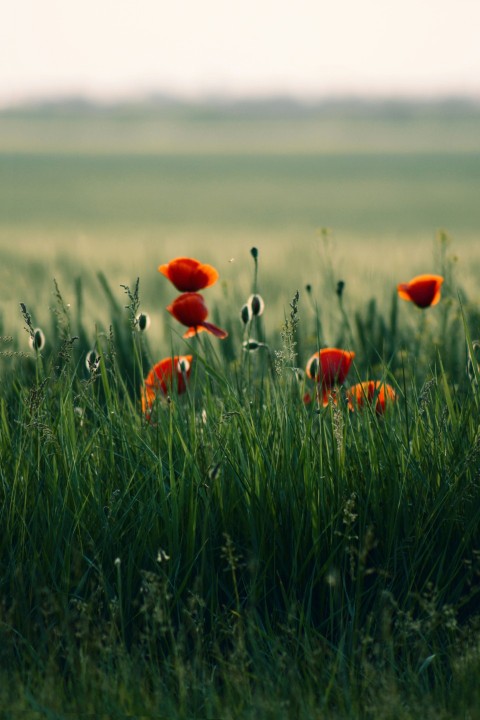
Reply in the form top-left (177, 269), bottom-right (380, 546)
top-left (167, 292), bottom-right (228, 339)
top-left (306, 348), bottom-right (355, 406)
top-left (397, 274), bottom-right (444, 308)
top-left (346, 381), bottom-right (396, 415)
top-left (158, 257), bottom-right (219, 292)
top-left (306, 348), bottom-right (355, 385)
top-left (141, 355), bottom-right (193, 415)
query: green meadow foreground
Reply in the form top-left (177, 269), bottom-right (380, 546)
top-left (2, 101), bottom-right (480, 717)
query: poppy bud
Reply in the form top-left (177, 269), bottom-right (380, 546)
top-left (136, 312), bottom-right (151, 332)
top-left (29, 328), bottom-right (45, 351)
top-left (176, 356), bottom-right (191, 375)
top-left (240, 304), bottom-right (251, 325)
top-left (86, 349), bottom-right (100, 373)
top-left (242, 339), bottom-right (264, 352)
top-left (306, 356), bottom-right (319, 380)
top-left (248, 293), bottom-right (265, 317)
top-left (250, 247), bottom-right (259, 260)
top-left (336, 280), bottom-right (345, 298)
top-left (305, 284), bottom-right (312, 294)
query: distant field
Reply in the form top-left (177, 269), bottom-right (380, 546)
top-left (1, 99), bottom-right (480, 342)
top-left (3, 98), bottom-right (480, 155)
top-left (2, 152), bottom-right (480, 235)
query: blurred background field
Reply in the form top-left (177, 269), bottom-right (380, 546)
top-left (1, 98), bottom-right (480, 348)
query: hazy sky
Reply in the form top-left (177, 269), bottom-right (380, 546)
top-left (2, 0), bottom-right (480, 104)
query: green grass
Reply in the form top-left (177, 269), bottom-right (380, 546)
top-left (2, 239), bottom-right (480, 718)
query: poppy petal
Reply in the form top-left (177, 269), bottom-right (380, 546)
top-left (167, 292), bottom-right (209, 327)
top-left (397, 274), bottom-right (444, 308)
top-left (159, 257), bottom-right (219, 292)
top-left (200, 321), bottom-right (228, 339)
top-left (183, 326), bottom-right (204, 338)
top-left (397, 283), bottom-right (412, 302)
top-left (168, 292), bottom-right (227, 340)
top-left (141, 355), bottom-right (193, 413)
top-left (306, 348), bottom-right (355, 387)
top-left (347, 381), bottom-right (396, 414)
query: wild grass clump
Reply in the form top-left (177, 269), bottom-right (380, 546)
top-left (1, 237), bottom-right (480, 718)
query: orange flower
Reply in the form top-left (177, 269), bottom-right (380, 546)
top-left (158, 257), bottom-right (219, 292)
top-left (397, 274), bottom-right (444, 308)
top-left (306, 348), bottom-right (355, 406)
top-left (346, 381), bottom-right (396, 415)
top-left (167, 292), bottom-right (228, 339)
top-left (141, 355), bottom-right (193, 414)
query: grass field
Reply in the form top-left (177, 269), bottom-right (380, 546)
top-left (2, 99), bottom-right (480, 718)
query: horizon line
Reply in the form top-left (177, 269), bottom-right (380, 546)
top-left (2, 88), bottom-right (480, 112)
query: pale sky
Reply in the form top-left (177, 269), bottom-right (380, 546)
top-left (1, 0), bottom-right (480, 105)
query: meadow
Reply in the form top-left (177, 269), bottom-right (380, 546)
top-left (1, 99), bottom-right (480, 718)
